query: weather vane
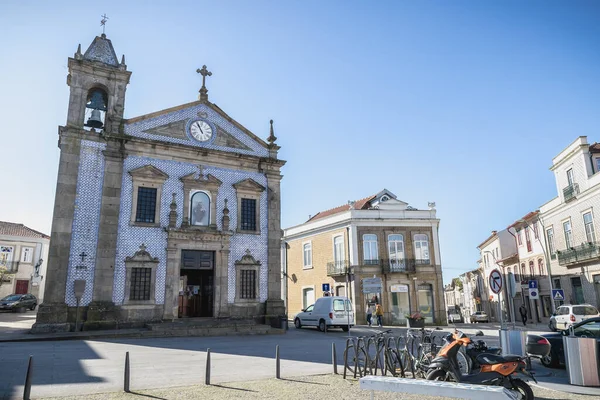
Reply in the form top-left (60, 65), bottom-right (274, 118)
top-left (100, 14), bottom-right (109, 34)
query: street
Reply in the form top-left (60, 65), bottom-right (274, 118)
top-left (0, 323), bottom-right (571, 400)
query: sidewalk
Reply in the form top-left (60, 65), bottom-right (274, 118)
top-left (531, 359), bottom-right (600, 396)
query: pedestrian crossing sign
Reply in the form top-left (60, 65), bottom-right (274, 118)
top-left (552, 289), bottom-right (565, 301)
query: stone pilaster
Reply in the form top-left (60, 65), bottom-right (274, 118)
top-left (33, 130), bottom-right (82, 332)
top-left (163, 246), bottom-right (180, 320)
top-left (264, 168), bottom-right (285, 324)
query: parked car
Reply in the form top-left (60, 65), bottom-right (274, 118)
top-left (526, 334), bottom-right (551, 359)
top-left (470, 311), bottom-right (489, 323)
top-left (0, 294), bottom-right (37, 312)
top-left (448, 311), bottom-right (464, 323)
top-left (548, 304), bottom-right (600, 331)
top-left (541, 317), bottom-right (600, 368)
top-left (294, 296), bottom-right (354, 332)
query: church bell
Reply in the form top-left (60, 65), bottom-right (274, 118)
top-left (85, 90), bottom-right (107, 129)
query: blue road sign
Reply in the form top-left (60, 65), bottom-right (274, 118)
top-left (552, 289), bottom-right (565, 301)
top-left (322, 283), bottom-right (330, 292)
top-left (528, 280), bottom-right (538, 289)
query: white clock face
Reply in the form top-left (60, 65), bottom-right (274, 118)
top-left (190, 120), bottom-right (213, 142)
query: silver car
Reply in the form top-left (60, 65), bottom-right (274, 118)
top-left (470, 311), bottom-right (489, 323)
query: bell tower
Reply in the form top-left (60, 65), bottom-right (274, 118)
top-left (66, 34), bottom-right (131, 133)
top-left (33, 32), bottom-right (132, 332)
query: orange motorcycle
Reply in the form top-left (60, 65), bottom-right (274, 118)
top-left (426, 330), bottom-right (535, 400)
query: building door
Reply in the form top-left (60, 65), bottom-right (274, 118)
top-left (418, 284), bottom-right (435, 324)
top-left (571, 277), bottom-right (584, 304)
top-left (179, 250), bottom-right (214, 317)
top-left (593, 274), bottom-right (600, 308)
top-left (303, 287), bottom-right (315, 309)
top-left (15, 280), bottom-right (29, 294)
top-left (390, 284), bottom-right (410, 325)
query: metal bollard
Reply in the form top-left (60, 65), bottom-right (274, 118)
top-left (276, 345), bottom-right (281, 379)
top-left (23, 355), bottom-right (33, 400)
top-left (332, 342), bottom-right (338, 374)
top-left (124, 352), bottom-right (130, 393)
top-left (205, 348), bottom-right (211, 385)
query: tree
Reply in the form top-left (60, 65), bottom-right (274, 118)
top-left (0, 265), bottom-right (15, 289)
top-left (452, 278), bottom-right (463, 291)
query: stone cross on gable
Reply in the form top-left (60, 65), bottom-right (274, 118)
top-left (100, 14), bottom-right (109, 34)
top-left (196, 65), bottom-right (212, 101)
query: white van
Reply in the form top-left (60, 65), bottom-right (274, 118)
top-left (294, 296), bottom-right (354, 332)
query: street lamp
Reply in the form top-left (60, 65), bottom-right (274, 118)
top-left (517, 218), bottom-right (556, 313)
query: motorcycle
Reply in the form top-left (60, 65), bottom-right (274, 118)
top-left (426, 330), bottom-right (536, 400)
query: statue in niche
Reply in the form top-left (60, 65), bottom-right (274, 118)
top-left (191, 191), bottom-right (210, 226)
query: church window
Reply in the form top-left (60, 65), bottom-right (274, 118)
top-left (240, 270), bottom-right (257, 299)
top-left (130, 267), bottom-right (152, 301)
top-left (241, 199), bottom-right (257, 231)
top-left (135, 187), bottom-right (157, 223)
top-left (190, 191), bottom-right (210, 226)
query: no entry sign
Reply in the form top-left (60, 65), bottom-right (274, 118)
top-left (489, 269), bottom-right (503, 294)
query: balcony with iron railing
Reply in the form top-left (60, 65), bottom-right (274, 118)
top-left (563, 183), bottom-right (579, 202)
top-left (557, 241), bottom-right (600, 266)
top-left (326, 260), bottom-right (351, 276)
top-left (0, 261), bottom-right (19, 273)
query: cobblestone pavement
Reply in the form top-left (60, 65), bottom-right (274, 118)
top-left (43, 374), bottom-right (596, 400)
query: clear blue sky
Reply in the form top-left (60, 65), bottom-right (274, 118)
top-left (0, 1), bottom-right (598, 283)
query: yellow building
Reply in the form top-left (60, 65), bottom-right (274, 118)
top-left (282, 190), bottom-right (447, 326)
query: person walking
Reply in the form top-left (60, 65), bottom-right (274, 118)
top-left (519, 304), bottom-right (528, 326)
top-left (375, 303), bottom-right (384, 327)
top-left (366, 304), bottom-right (375, 327)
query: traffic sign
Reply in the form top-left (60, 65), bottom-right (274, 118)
top-left (489, 269), bottom-right (503, 294)
top-left (529, 288), bottom-right (539, 300)
top-left (508, 272), bottom-right (517, 298)
top-left (552, 289), bottom-right (565, 301)
top-left (322, 283), bottom-right (330, 292)
top-left (528, 280), bottom-right (538, 289)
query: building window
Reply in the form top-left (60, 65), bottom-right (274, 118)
top-left (517, 229), bottom-right (523, 246)
top-left (388, 234), bottom-right (405, 270)
top-left (303, 242), bottom-right (312, 269)
top-left (538, 259), bottom-right (544, 276)
top-left (190, 191), bottom-right (210, 226)
top-left (135, 187), bottom-right (157, 223)
top-left (414, 234), bottom-right (430, 263)
top-left (583, 212), bottom-right (596, 243)
top-left (513, 266), bottom-right (519, 282)
top-left (303, 287), bottom-right (315, 309)
top-left (333, 236), bottom-right (345, 266)
top-left (240, 270), bottom-right (256, 299)
top-left (529, 260), bottom-right (535, 277)
top-left (233, 178), bottom-right (265, 235)
top-left (567, 168), bottom-right (574, 186)
top-left (596, 158), bottom-right (600, 173)
top-left (20, 247), bottom-right (33, 263)
top-left (240, 198), bottom-right (257, 231)
top-left (521, 263), bottom-right (526, 281)
top-left (547, 227), bottom-right (555, 255)
top-left (563, 220), bottom-right (573, 248)
top-left (363, 234), bottom-right (378, 264)
top-left (525, 228), bottom-right (532, 252)
top-left (130, 267), bottom-right (152, 301)
top-left (533, 222), bottom-right (539, 239)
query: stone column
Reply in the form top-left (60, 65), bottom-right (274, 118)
top-left (163, 245), bottom-right (180, 320)
top-left (264, 169), bottom-right (285, 325)
top-left (216, 248), bottom-right (230, 318)
top-left (33, 130), bottom-right (82, 332)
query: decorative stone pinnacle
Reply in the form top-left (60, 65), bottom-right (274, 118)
top-left (197, 165), bottom-right (205, 180)
top-left (245, 249), bottom-right (251, 256)
top-left (223, 198), bottom-right (229, 215)
top-left (196, 65), bottom-right (212, 101)
top-left (139, 243), bottom-right (147, 252)
top-left (75, 44), bottom-right (83, 60)
top-left (267, 119), bottom-right (277, 145)
top-left (170, 193), bottom-right (177, 210)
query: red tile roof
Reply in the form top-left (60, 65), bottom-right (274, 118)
top-left (307, 195), bottom-right (377, 222)
top-left (0, 221), bottom-right (50, 239)
top-left (590, 143), bottom-right (600, 153)
top-left (507, 210), bottom-right (539, 229)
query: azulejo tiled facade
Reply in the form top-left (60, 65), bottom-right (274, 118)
top-left (34, 32), bottom-right (285, 332)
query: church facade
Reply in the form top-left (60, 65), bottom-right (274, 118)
top-left (34, 33), bottom-right (285, 331)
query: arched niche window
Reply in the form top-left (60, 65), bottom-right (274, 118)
top-left (84, 88), bottom-right (108, 131)
top-left (529, 260), bottom-right (535, 277)
top-left (538, 258), bottom-right (544, 276)
top-left (190, 191), bottom-right (210, 226)
top-left (520, 263), bottom-right (526, 280)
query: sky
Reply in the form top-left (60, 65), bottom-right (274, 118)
top-left (0, 1), bottom-right (599, 283)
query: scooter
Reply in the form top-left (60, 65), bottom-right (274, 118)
top-left (426, 330), bottom-right (536, 400)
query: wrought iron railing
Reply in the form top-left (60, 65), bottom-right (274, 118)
top-left (557, 241), bottom-right (600, 266)
top-left (0, 261), bottom-right (19, 273)
top-left (326, 260), bottom-right (350, 276)
top-left (381, 258), bottom-right (418, 274)
top-left (563, 183), bottom-right (579, 202)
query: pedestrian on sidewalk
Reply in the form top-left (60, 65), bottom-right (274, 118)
top-left (375, 303), bottom-right (384, 327)
top-left (519, 304), bottom-right (528, 326)
top-left (366, 303), bottom-right (375, 327)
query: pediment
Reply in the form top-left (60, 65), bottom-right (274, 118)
top-left (129, 165), bottom-right (169, 181)
top-left (233, 178), bottom-right (266, 192)
top-left (235, 249), bottom-right (261, 266)
top-left (213, 125), bottom-right (252, 151)
top-left (144, 120), bottom-right (187, 139)
top-left (125, 244), bottom-right (159, 263)
top-left (180, 172), bottom-right (222, 187)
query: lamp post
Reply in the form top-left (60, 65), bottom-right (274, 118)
top-left (517, 218), bottom-right (555, 313)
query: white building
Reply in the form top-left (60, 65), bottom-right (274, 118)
top-left (540, 136), bottom-right (600, 307)
top-left (0, 221), bottom-right (50, 302)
